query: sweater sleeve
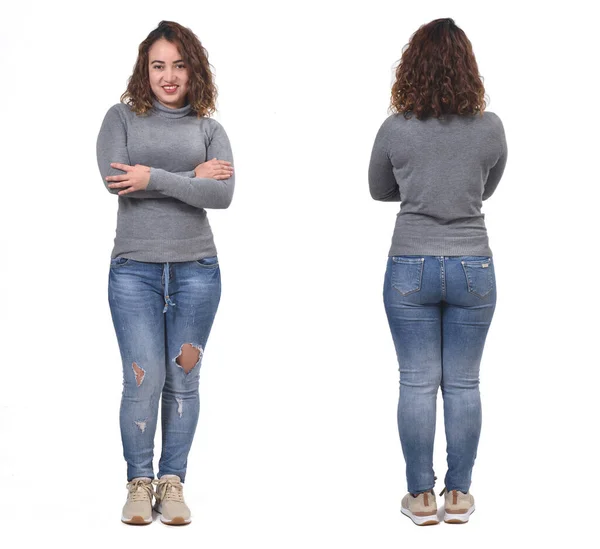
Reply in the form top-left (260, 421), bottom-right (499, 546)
top-left (368, 118), bottom-right (401, 202)
top-left (96, 105), bottom-right (193, 199)
top-left (145, 120), bottom-right (235, 209)
top-left (482, 117), bottom-right (508, 201)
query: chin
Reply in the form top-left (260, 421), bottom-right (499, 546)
top-left (168, 95), bottom-right (186, 104)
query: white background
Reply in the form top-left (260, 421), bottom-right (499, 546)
top-left (1, 0), bottom-right (598, 546)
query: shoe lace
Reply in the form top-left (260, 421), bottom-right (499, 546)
top-left (154, 477), bottom-right (185, 503)
top-left (126, 479), bottom-right (153, 502)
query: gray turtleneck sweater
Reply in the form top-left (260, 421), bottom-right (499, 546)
top-left (96, 99), bottom-right (235, 262)
top-left (368, 111), bottom-right (507, 257)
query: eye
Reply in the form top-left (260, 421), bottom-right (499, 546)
top-left (153, 65), bottom-right (164, 70)
top-left (176, 64), bottom-right (185, 69)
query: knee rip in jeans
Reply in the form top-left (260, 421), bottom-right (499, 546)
top-left (134, 419), bottom-right (148, 433)
top-left (174, 343), bottom-right (203, 375)
top-left (132, 362), bottom-right (146, 387)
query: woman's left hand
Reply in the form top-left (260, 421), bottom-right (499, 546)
top-left (106, 163), bottom-right (151, 195)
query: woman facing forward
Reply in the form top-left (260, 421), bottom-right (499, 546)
top-left (369, 18), bottom-right (507, 526)
top-left (96, 20), bottom-right (235, 526)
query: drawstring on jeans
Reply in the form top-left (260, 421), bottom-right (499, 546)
top-left (163, 262), bottom-right (176, 313)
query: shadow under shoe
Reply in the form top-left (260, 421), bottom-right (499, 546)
top-left (153, 475), bottom-right (192, 526)
top-left (401, 490), bottom-right (439, 526)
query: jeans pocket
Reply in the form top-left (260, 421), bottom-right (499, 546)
top-left (391, 256), bottom-right (424, 296)
top-left (461, 257), bottom-right (494, 298)
top-left (109, 257), bottom-right (131, 268)
top-left (194, 256), bottom-right (219, 268)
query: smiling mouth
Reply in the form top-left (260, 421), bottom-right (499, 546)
top-left (162, 85), bottom-right (178, 91)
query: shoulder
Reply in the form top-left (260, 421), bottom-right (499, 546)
top-left (374, 114), bottom-right (401, 140)
top-left (107, 102), bottom-right (130, 115)
top-left (103, 102), bottom-right (134, 125)
top-left (198, 117), bottom-right (230, 143)
top-left (481, 111), bottom-right (506, 149)
top-left (202, 116), bottom-right (227, 133)
top-left (482, 110), bottom-right (504, 130)
top-left (379, 112), bottom-right (419, 133)
top-left (380, 113), bottom-right (402, 129)
top-left (483, 110), bottom-right (500, 121)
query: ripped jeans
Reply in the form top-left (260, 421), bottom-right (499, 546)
top-left (383, 255), bottom-right (496, 494)
top-left (108, 256), bottom-right (221, 482)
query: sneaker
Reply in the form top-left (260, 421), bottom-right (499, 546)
top-left (401, 490), bottom-right (439, 526)
top-left (154, 475), bottom-right (191, 525)
top-left (442, 488), bottom-right (475, 523)
top-left (122, 477), bottom-right (154, 525)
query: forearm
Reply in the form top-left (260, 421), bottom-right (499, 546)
top-left (96, 105), bottom-right (197, 200)
top-left (146, 121), bottom-right (235, 209)
top-left (146, 169), bottom-right (234, 208)
top-left (126, 171), bottom-right (196, 199)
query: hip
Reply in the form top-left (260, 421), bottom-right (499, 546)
top-left (108, 256), bottom-right (221, 290)
top-left (384, 255), bottom-right (497, 306)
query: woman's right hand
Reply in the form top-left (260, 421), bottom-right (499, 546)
top-left (194, 158), bottom-right (234, 180)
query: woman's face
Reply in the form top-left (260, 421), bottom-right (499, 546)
top-left (148, 38), bottom-right (190, 109)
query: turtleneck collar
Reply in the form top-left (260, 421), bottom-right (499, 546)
top-left (151, 98), bottom-right (192, 119)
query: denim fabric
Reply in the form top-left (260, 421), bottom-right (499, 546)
top-left (108, 256), bottom-right (221, 482)
top-left (383, 255), bottom-right (496, 494)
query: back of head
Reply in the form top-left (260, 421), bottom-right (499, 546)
top-left (391, 18), bottom-right (487, 120)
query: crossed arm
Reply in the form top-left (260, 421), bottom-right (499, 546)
top-left (96, 105), bottom-right (235, 208)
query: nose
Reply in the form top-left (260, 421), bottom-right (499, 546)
top-left (163, 67), bottom-right (176, 84)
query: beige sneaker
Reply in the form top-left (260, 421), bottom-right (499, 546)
top-left (154, 475), bottom-right (191, 525)
top-left (442, 489), bottom-right (475, 523)
top-left (122, 477), bottom-right (154, 525)
top-left (401, 490), bottom-right (439, 526)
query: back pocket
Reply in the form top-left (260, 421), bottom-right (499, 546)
top-left (391, 256), bottom-right (424, 296)
top-left (461, 258), bottom-right (494, 298)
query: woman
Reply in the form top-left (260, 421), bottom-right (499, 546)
top-left (96, 20), bottom-right (235, 526)
top-left (368, 18), bottom-right (507, 526)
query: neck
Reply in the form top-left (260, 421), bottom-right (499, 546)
top-left (151, 98), bottom-right (192, 119)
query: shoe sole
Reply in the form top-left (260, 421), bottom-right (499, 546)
top-left (155, 505), bottom-right (191, 526)
top-left (160, 516), bottom-right (192, 526)
top-left (444, 505), bottom-right (475, 524)
top-left (121, 515), bottom-right (152, 525)
top-left (401, 508), bottom-right (439, 526)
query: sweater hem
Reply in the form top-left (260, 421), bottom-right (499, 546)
top-left (111, 237), bottom-right (217, 263)
top-left (389, 234), bottom-right (492, 257)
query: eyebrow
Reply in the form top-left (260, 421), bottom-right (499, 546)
top-left (150, 59), bottom-right (184, 64)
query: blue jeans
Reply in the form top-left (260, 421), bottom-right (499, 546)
top-left (108, 256), bottom-right (221, 482)
top-left (383, 255), bottom-right (496, 494)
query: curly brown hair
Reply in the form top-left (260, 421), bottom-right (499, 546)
top-left (390, 18), bottom-right (487, 119)
top-left (120, 20), bottom-right (217, 118)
